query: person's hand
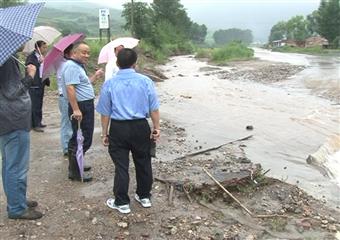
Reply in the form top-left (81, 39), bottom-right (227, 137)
top-left (39, 55), bottom-right (44, 63)
top-left (102, 135), bottom-right (109, 147)
top-left (26, 64), bottom-right (36, 79)
top-left (94, 68), bottom-right (104, 79)
top-left (151, 129), bottom-right (160, 141)
top-left (71, 109), bottom-right (82, 121)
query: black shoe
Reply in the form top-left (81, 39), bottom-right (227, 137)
top-left (27, 200), bottom-right (38, 208)
top-left (33, 127), bottom-right (44, 132)
top-left (68, 175), bottom-right (93, 182)
top-left (9, 208), bottom-right (43, 220)
top-left (84, 165), bottom-right (91, 171)
top-left (39, 124), bottom-right (47, 128)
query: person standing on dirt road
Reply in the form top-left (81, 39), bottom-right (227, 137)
top-left (25, 40), bottom-right (50, 133)
top-left (63, 41), bottom-right (104, 183)
top-left (104, 44), bottom-right (124, 81)
top-left (0, 47), bottom-right (43, 220)
top-left (96, 48), bottom-right (160, 214)
top-left (55, 44), bottom-right (74, 157)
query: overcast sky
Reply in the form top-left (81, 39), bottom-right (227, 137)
top-left (31, 0), bottom-right (321, 42)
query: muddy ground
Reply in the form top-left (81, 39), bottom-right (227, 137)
top-left (1, 58), bottom-right (340, 240)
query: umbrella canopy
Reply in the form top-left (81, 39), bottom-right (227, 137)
top-left (42, 33), bottom-right (85, 78)
top-left (23, 26), bottom-right (62, 54)
top-left (76, 120), bottom-right (85, 181)
top-left (98, 37), bottom-right (139, 64)
top-left (0, 3), bottom-right (44, 66)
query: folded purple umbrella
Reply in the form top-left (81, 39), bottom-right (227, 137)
top-left (76, 120), bottom-right (84, 181)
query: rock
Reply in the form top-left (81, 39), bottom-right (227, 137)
top-left (123, 231), bottom-right (130, 236)
top-left (296, 219), bottom-right (312, 230)
top-left (117, 222), bottom-right (128, 228)
top-left (91, 217), bottom-right (98, 225)
top-left (170, 226), bottom-right (178, 235)
top-left (328, 225), bottom-right (337, 232)
top-left (85, 211), bottom-right (90, 218)
top-left (245, 234), bottom-right (256, 240)
top-left (321, 220), bottom-right (329, 225)
top-left (36, 222), bottom-right (42, 226)
top-left (246, 125), bottom-right (254, 130)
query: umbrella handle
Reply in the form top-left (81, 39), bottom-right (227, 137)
top-left (70, 114), bottom-right (82, 130)
top-left (11, 55), bottom-right (26, 67)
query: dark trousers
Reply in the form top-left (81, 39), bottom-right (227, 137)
top-left (29, 87), bottom-right (44, 128)
top-left (68, 99), bottom-right (94, 176)
top-left (108, 119), bottom-right (152, 205)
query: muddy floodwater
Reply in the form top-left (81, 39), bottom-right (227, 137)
top-left (157, 49), bottom-right (340, 207)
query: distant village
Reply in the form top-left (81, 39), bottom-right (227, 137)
top-left (271, 35), bottom-right (329, 49)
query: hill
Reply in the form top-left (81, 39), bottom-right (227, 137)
top-left (36, 2), bottom-right (125, 37)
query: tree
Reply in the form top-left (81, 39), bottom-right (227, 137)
top-left (306, 10), bottom-right (319, 36)
top-left (269, 21), bottom-right (287, 42)
top-left (316, 0), bottom-right (340, 45)
top-left (213, 28), bottom-right (253, 45)
top-left (190, 23), bottom-right (207, 43)
top-left (151, 0), bottom-right (192, 35)
top-left (0, 0), bottom-right (27, 7)
top-left (286, 15), bottom-right (309, 41)
top-left (122, 2), bottom-right (153, 39)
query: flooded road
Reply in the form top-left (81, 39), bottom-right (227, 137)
top-left (157, 50), bottom-right (340, 207)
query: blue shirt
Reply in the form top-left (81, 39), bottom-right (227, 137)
top-left (96, 68), bottom-right (159, 120)
top-left (62, 60), bottom-right (95, 101)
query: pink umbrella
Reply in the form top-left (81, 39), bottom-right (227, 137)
top-left (42, 33), bottom-right (85, 78)
top-left (98, 37), bottom-right (139, 64)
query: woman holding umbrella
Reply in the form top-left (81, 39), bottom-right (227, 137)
top-left (25, 40), bottom-right (50, 132)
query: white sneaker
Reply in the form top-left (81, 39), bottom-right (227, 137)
top-left (135, 194), bottom-right (152, 208)
top-left (106, 198), bottom-right (131, 214)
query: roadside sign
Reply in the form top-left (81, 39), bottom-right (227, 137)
top-left (99, 9), bottom-right (109, 29)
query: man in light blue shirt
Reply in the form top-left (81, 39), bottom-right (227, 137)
top-left (63, 41), bottom-right (103, 182)
top-left (97, 48), bottom-right (160, 214)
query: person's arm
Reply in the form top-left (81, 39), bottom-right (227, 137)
top-left (0, 63), bottom-right (36, 100)
top-left (96, 81), bottom-right (112, 146)
top-left (67, 85), bottom-right (82, 121)
top-left (89, 68), bottom-right (104, 83)
top-left (101, 115), bottom-right (110, 146)
top-left (150, 109), bottom-right (160, 140)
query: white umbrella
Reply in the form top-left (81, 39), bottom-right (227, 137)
top-left (98, 37), bottom-right (139, 64)
top-left (23, 26), bottom-right (61, 54)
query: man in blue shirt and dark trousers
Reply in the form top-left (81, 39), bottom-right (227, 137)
top-left (97, 48), bottom-right (160, 214)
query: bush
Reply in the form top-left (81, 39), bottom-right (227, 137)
top-left (211, 42), bottom-right (254, 63)
top-left (195, 48), bottom-right (213, 58)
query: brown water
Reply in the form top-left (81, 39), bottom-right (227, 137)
top-left (157, 51), bottom-right (340, 207)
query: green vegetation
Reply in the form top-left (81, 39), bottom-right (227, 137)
top-left (269, 0), bottom-right (340, 49)
top-left (0, 0), bottom-right (27, 7)
top-left (317, 0), bottom-right (340, 47)
top-left (36, 7), bottom-right (124, 37)
top-left (211, 42), bottom-right (254, 64)
top-left (273, 45), bottom-right (340, 56)
top-left (213, 28), bottom-right (253, 46)
top-left (122, 0), bottom-right (206, 61)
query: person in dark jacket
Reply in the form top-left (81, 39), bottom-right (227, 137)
top-left (0, 47), bottom-right (43, 220)
top-left (25, 40), bottom-right (50, 132)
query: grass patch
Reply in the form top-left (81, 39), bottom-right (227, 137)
top-left (272, 45), bottom-right (340, 56)
top-left (212, 42), bottom-right (254, 64)
top-left (195, 42), bottom-right (254, 64)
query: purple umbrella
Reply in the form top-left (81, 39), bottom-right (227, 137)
top-left (76, 120), bottom-right (84, 181)
top-left (42, 33), bottom-right (85, 78)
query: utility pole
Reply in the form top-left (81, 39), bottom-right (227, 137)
top-left (131, 0), bottom-right (134, 37)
